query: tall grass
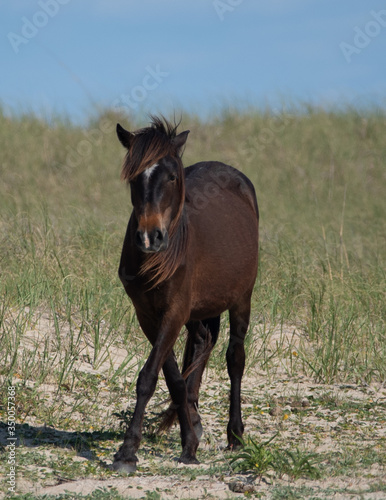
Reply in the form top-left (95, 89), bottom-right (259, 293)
top-left (0, 105), bottom-right (385, 400)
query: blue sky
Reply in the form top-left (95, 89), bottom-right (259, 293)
top-left (1, 0), bottom-right (386, 122)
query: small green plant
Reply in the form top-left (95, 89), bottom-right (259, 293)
top-left (230, 434), bottom-right (322, 479)
top-left (274, 447), bottom-right (321, 480)
top-left (112, 408), bottom-right (132, 429)
top-left (144, 491), bottom-right (162, 500)
top-left (230, 433), bottom-right (277, 477)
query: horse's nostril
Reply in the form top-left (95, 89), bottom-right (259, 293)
top-left (154, 229), bottom-right (163, 243)
top-left (135, 228), bottom-right (166, 252)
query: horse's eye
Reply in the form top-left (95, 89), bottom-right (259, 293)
top-left (169, 174), bottom-right (177, 182)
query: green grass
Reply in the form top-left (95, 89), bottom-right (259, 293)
top-left (0, 105), bottom-right (385, 497)
top-left (0, 104), bottom-right (385, 400)
top-left (1, 105), bottom-right (385, 387)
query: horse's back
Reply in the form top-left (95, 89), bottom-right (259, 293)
top-left (185, 162), bottom-right (259, 218)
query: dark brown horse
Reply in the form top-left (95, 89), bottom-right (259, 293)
top-left (113, 116), bottom-right (259, 472)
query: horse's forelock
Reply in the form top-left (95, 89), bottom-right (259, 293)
top-left (121, 117), bottom-right (179, 183)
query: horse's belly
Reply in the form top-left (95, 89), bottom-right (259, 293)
top-left (189, 224), bottom-right (258, 319)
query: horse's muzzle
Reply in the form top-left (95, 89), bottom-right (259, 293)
top-left (135, 228), bottom-right (168, 253)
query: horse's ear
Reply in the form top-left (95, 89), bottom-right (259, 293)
top-left (172, 130), bottom-right (190, 155)
top-left (116, 123), bottom-right (134, 149)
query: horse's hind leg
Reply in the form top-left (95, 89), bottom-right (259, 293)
top-left (184, 317), bottom-right (220, 439)
top-left (162, 353), bottom-right (199, 464)
top-left (226, 297), bottom-right (251, 448)
top-left (157, 318), bottom-right (220, 440)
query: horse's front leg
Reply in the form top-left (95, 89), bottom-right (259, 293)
top-left (113, 321), bottom-right (182, 472)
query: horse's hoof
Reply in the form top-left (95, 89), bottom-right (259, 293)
top-left (112, 460), bottom-right (137, 473)
top-left (179, 454), bottom-right (200, 465)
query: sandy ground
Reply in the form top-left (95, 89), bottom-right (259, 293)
top-left (1, 309), bottom-right (385, 498)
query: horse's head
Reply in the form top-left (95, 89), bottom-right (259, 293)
top-left (117, 117), bottom-right (189, 254)
top-left (127, 155), bottom-right (184, 253)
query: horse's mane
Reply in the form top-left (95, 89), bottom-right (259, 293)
top-left (120, 116), bottom-right (188, 288)
top-left (141, 211), bottom-right (188, 289)
top-left (121, 116), bottom-right (181, 182)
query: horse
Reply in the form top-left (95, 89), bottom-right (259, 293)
top-left (113, 116), bottom-right (259, 472)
